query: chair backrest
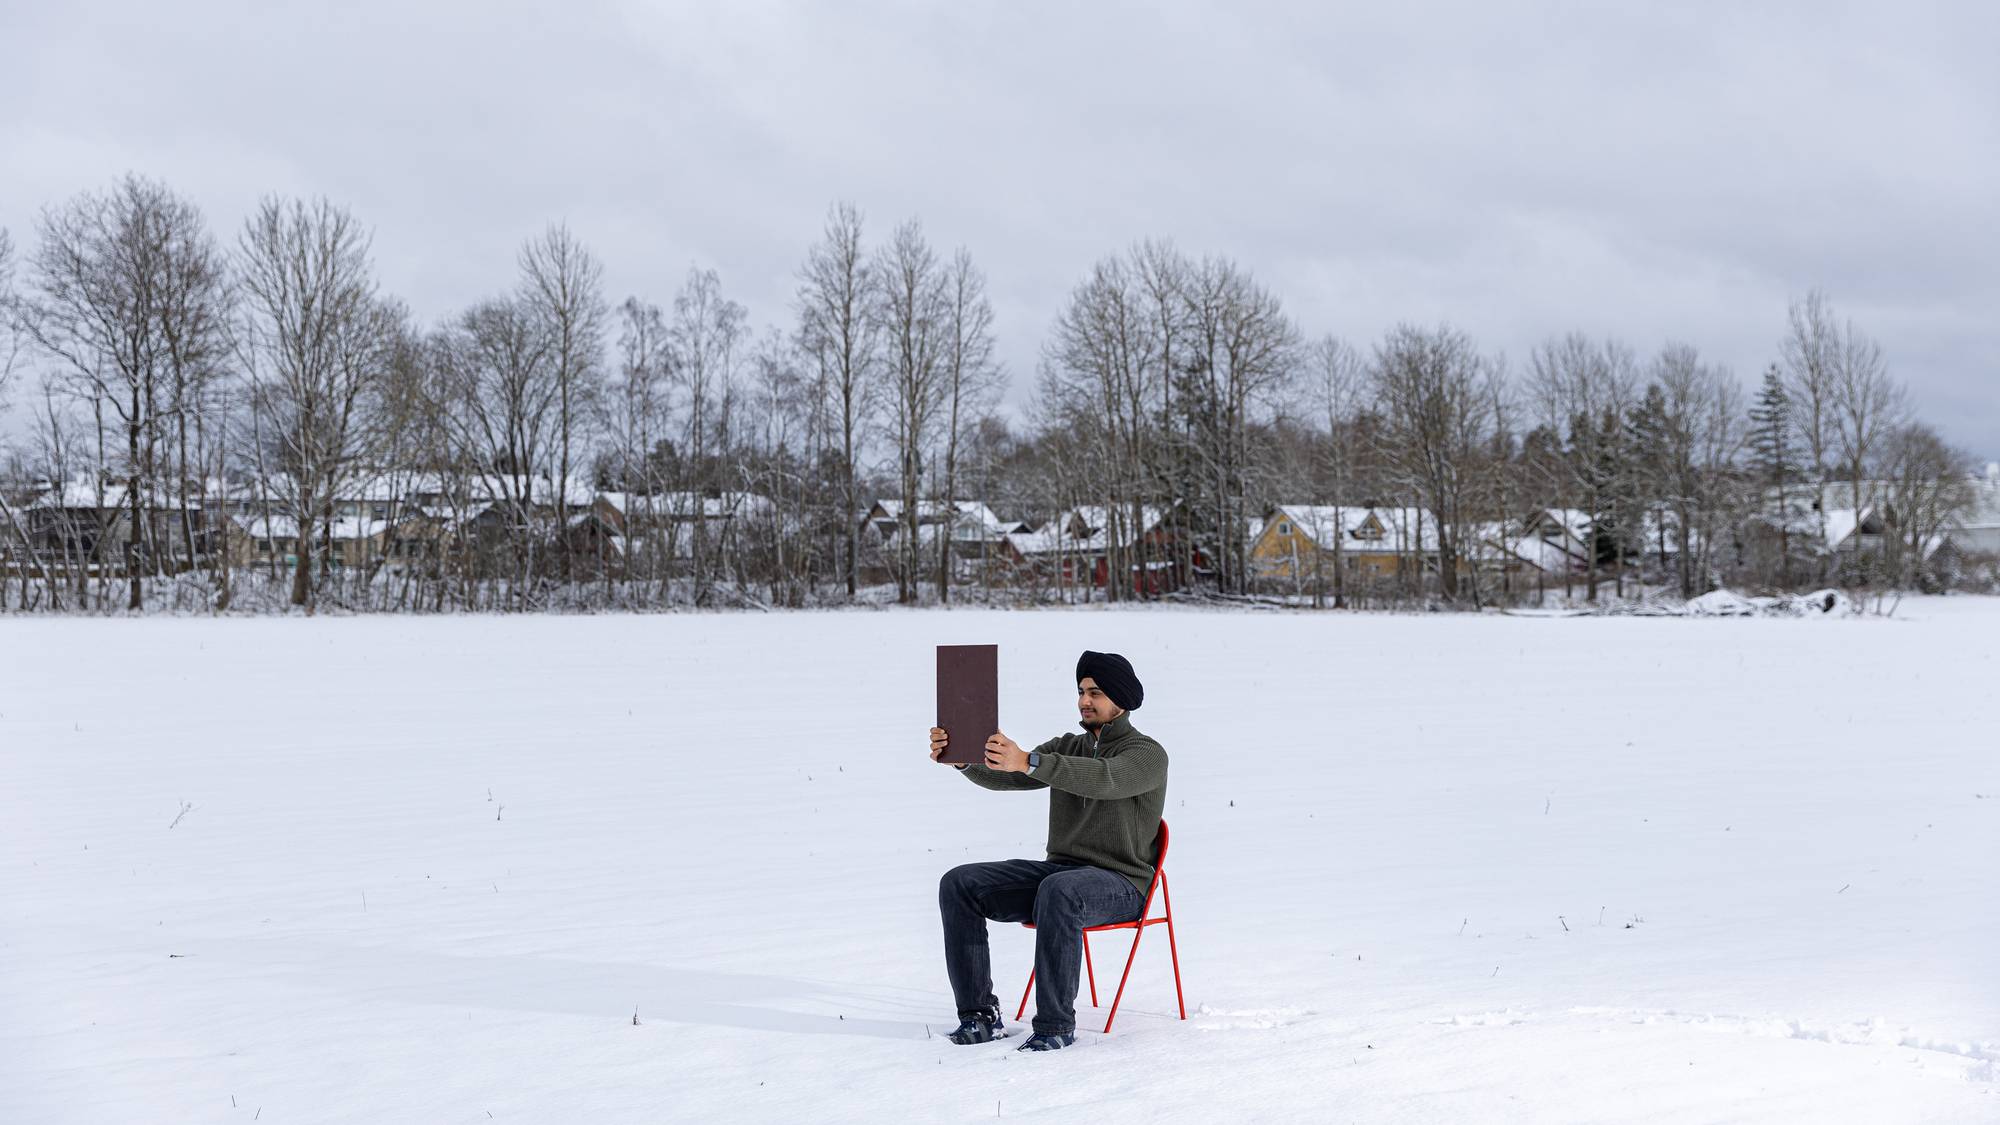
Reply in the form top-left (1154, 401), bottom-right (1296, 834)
top-left (1138, 819), bottom-right (1170, 912)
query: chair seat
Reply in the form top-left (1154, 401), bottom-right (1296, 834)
top-left (1021, 917), bottom-right (1168, 933)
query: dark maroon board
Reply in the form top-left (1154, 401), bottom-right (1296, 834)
top-left (935, 644), bottom-right (998, 765)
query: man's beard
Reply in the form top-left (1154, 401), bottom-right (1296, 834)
top-left (1078, 716), bottom-right (1105, 731)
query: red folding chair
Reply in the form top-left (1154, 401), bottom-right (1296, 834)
top-left (1017, 819), bottom-right (1185, 1033)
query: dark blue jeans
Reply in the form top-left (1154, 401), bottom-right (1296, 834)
top-left (939, 859), bottom-right (1144, 1035)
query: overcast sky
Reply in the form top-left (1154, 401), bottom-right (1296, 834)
top-left (4, 1), bottom-right (1995, 460)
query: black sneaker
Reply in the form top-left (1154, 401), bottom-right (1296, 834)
top-left (947, 1008), bottom-right (1008, 1044)
top-left (1015, 1031), bottom-right (1076, 1052)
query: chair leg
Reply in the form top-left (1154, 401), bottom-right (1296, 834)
top-left (1160, 872), bottom-right (1185, 1020)
top-left (1017, 968), bottom-right (1035, 1021)
top-left (1102, 921), bottom-right (1148, 1033)
top-left (1083, 931), bottom-right (1099, 1007)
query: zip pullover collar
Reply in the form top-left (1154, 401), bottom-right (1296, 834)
top-left (1084, 712), bottom-right (1135, 750)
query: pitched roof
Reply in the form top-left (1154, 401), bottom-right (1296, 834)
top-left (1263, 505), bottom-right (1375, 551)
top-left (1008, 505), bottom-right (1171, 555)
top-left (601, 491), bottom-right (773, 519)
top-left (866, 499), bottom-right (1021, 536)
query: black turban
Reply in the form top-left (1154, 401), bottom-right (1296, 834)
top-left (1076, 650), bottom-right (1143, 712)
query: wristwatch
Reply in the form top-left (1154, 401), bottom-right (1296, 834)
top-left (1027, 751), bottom-right (1042, 772)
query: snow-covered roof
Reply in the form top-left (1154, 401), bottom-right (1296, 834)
top-left (1262, 504), bottom-right (1594, 572)
top-left (223, 513), bottom-right (388, 541)
top-left (228, 513), bottom-right (300, 539)
top-left (406, 499), bottom-right (494, 525)
top-left (1523, 508), bottom-right (1592, 546)
top-left (1357, 507), bottom-right (1450, 553)
top-left (1262, 505), bottom-right (1375, 551)
top-left (1483, 532), bottom-right (1582, 573)
top-left (306, 471), bottom-right (598, 508)
top-left (602, 491), bottom-right (774, 520)
top-left (1005, 526), bottom-right (1065, 556)
top-left (1262, 503), bottom-right (1488, 555)
top-left (869, 498), bottom-right (941, 522)
top-left (865, 499), bottom-right (1021, 537)
top-left (326, 516), bottom-right (390, 541)
top-left (1823, 507), bottom-right (1871, 550)
top-left (26, 478), bottom-right (194, 511)
top-left (1008, 505), bottom-right (1171, 555)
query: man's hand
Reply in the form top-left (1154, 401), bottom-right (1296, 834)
top-left (983, 731), bottom-right (1030, 773)
top-left (929, 727), bottom-right (965, 769)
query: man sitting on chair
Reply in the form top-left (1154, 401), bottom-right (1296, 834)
top-left (928, 650), bottom-right (1169, 1052)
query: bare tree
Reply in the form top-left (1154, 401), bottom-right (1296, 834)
top-left (23, 177), bottom-right (228, 609)
top-left (156, 206), bottom-right (233, 601)
top-left (427, 298), bottom-right (558, 605)
top-left (0, 228), bottom-right (46, 608)
top-left (603, 297), bottom-right (670, 593)
top-left (1042, 248), bottom-right (1160, 601)
top-left (667, 265), bottom-right (745, 605)
top-left (1528, 334), bottom-right (1636, 600)
top-left (361, 332), bottom-right (435, 611)
top-left (1131, 240), bottom-right (1194, 589)
top-left (1780, 289), bottom-right (1840, 575)
top-left (1370, 324), bottom-right (1495, 603)
top-left (1779, 292), bottom-right (1906, 583)
top-left (0, 228), bottom-right (20, 416)
top-left (10, 387), bottom-right (88, 610)
top-left (1829, 322), bottom-right (1906, 539)
top-left (518, 223), bottom-right (605, 576)
top-left (741, 327), bottom-right (817, 604)
top-left (934, 247), bottom-right (1003, 604)
top-left (796, 202), bottom-right (876, 598)
top-left (1178, 256), bottom-right (1299, 596)
top-left (1309, 334), bottom-right (1363, 607)
top-left (873, 219), bottom-right (948, 603)
top-left (237, 196), bottom-right (400, 613)
top-left (1878, 421), bottom-right (1972, 590)
top-left (1636, 343), bottom-right (1743, 598)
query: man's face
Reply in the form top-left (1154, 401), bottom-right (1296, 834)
top-left (1077, 677), bottom-right (1123, 729)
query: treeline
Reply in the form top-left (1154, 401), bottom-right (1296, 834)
top-left (0, 175), bottom-right (1986, 614)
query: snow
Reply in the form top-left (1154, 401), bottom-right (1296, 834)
top-left (1824, 508), bottom-right (1866, 551)
top-left (1685, 589), bottom-right (1861, 618)
top-left (1263, 505), bottom-right (1375, 551)
top-left (1685, 589), bottom-right (1759, 616)
top-left (3, 602), bottom-right (1996, 1123)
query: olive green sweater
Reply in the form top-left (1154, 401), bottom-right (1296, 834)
top-left (959, 713), bottom-right (1169, 896)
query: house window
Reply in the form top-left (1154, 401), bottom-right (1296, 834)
top-left (1278, 522), bottom-right (1291, 536)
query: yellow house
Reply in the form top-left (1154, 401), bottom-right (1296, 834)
top-left (1254, 504), bottom-right (1577, 595)
top-left (1250, 504), bottom-right (1444, 584)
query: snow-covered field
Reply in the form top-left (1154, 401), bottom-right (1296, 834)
top-left (3, 601), bottom-right (1996, 1124)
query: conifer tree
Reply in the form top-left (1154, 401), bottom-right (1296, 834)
top-left (1747, 364), bottom-right (1799, 584)
top-left (1623, 384), bottom-right (1670, 570)
top-left (1747, 365), bottom-right (1796, 489)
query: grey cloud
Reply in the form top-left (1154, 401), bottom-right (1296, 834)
top-left (2, 0), bottom-right (1993, 456)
